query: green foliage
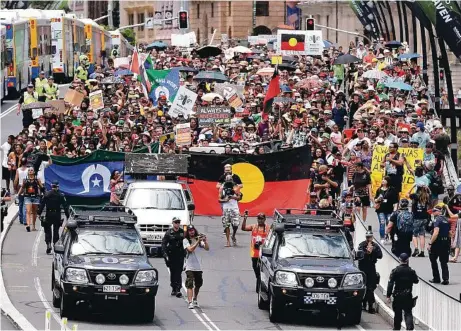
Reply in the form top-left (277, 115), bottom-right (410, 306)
top-left (121, 28), bottom-right (136, 46)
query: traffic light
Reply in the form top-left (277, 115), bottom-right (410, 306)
top-left (306, 18), bottom-right (315, 30)
top-left (112, 8), bottom-right (120, 28)
top-left (178, 10), bottom-right (189, 29)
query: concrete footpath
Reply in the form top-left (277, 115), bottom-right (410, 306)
top-left (364, 208), bottom-right (461, 301)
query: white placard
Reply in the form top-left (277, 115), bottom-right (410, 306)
top-left (306, 31), bottom-right (323, 56)
top-left (169, 86), bottom-right (197, 119)
top-left (32, 108), bottom-right (43, 119)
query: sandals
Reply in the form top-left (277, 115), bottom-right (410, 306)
top-left (232, 236), bottom-right (237, 246)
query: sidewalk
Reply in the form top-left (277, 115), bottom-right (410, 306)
top-left (364, 208), bottom-right (461, 302)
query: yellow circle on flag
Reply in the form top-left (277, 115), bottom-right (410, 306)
top-left (288, 37), bottom-right (298, 47)
top-left (232, 163), bottom-right (265, 203)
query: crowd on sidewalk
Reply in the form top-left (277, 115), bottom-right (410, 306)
top-left (1, 38), bottom-right (461, 275)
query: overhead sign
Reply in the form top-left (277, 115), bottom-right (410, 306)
top-left (196, 106), bottom-right (232, 126)
top-left (169, 86), bottom-right (197, 119)
top-left (276, 30), bottom-right (322, 56)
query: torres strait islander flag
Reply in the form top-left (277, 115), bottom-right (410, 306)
top-left (188, 145), bottom-right (312, 216)
top-left (280, 33), bottom-right (305, 51)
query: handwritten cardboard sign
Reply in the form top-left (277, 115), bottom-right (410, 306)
top-left (64, 89), bottom-right (84, 106)
top-left (196, 106), bottom-right (232, 126)
top-left (175, 123), bottom-right (191, 146)
top-left (48, 100), bottom-right (66, 114)
top-left (89, 90), bottom-right (104, 111)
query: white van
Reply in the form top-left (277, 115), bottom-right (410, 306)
top-left (122, 181), bottom-right (195, 255)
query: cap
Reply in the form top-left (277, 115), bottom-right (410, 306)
top-left (40, 71), bottom-right (45, 75)
top-left (429, 202), bottom-right (445, 213)
top-left (365, 230), bottom-right (373, 237)
top-left (310, 191), bottom-right (317, 197)
top-left (399, 253), bottom-right (409, 263)
top-left (172, 217), bottom-right (181, 223)
top-left (51, 180), bottom-right (59, 186)
top-left (27, 83), bottom-right (34, 88)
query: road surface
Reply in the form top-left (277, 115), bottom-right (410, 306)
top-left (2, 215), bottom-right (392, 330)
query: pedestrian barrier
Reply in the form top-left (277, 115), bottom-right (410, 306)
top-left (354, 213), bottom-right (461, 330)
top-left (45, 311), bottom-right (78, 331)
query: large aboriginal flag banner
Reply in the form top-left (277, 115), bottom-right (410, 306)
top-left (188, 145), bottom-right (312, 216)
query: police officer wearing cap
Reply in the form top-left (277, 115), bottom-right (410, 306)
top-left (427, 203), bottom-right (450, 285)
top-left (35, 71), bottom-right (48, 102)
top-left (161, 217), bottom-right (185, 297)
top-left (358, 228), bottom-right (383, 313)
top-left (44, 76), bottom-right (59, 101)
top-left (38, 180), bottom-right (69, 254)
top-left (17, 83), bottom-right (38, 128)
top-left (386, 253), bottom-right (419, 330)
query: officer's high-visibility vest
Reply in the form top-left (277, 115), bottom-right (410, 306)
top-left (44, 83), bottom-right (58, 100)
top-left (75, 66), bottom-right (88, 81)
top-left (35, 77), bottom-right (47, 96)
top-left (23, 91), bottom-right (38, 105)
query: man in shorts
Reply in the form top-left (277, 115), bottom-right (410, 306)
top-left (218, 174), bottom-right (242, 246)
top-left (183, 225), bottom-right (209, 309)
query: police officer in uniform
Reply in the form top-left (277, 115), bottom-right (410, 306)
top-left (35, 71), bottom-right (48, 102)
top-left (75, 55), bottom-right (89, 82)
top-left (38, 180), bottom-right (69, 254)
top-left (161, 217), bottom-right (185, 298)
top-left (386, 253), bottom-right (419, 330)
top-left (358, 228), bottom-right (383, 313)
top-left (43, 76), bottom-right (59, 101)
top-left (17, 83), bottom-right (38, 128)
top-left (427, 203), bottom-right (450, 285)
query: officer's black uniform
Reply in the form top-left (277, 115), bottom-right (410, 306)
top-left (386, 254), bottom-right (419, 330)
top-left (358, 236), bottom-right (383, 313)
top-left (38, 182), bottom-right (69, 254)
top-left (389, 208), bottom-right (413, 257)
top-left (429, 213), bottom-right (450, 284)
top-left (161, 220), bottom-right (185, 297)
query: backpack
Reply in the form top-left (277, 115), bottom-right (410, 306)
top-left (397, 210), bottom-right (413, 234)
top-left (429, 173), bottom-right (444, 195)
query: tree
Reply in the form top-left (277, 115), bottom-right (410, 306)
top-left (121, 28), bottom-right (136, 46)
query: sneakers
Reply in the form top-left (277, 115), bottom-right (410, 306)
top-left (188, 301), bottom-right (194, 309)
top-left (441, 280), bottom-right (449, 285)
top-left (193, 299), bottom-right (199, 308)
top-left (176, 291), bottom-right (183, 298)
top-left (171, 290), bottom-right (177, 296)
top-left (46, 243), bottom-right (52, 255)
top-left (418, 251), bottom-right (425, 257)
top-left (380, 239), bottom-right (385, 245)
top-left (412, 249), bottom-right (419, 257)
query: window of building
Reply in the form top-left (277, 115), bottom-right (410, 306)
top-left (228, 1), bottom-right (232, 16)
top-left (255, 1), bottom-right (269, 16)
top-left (138, 13), bottom-right (145, 31)
top-left (197, 4), bottom-right (200, 19)
top-left (211, 3), bottom-right (214, 17)
top-left (128, 13), bottom-right (134, 26)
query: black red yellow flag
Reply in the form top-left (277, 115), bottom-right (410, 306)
top-left (188, 145), bottom-right (312, 216)
top-left (280, 33), bottom-right (305, 51)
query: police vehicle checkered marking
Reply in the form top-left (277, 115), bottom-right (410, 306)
top-left (326, 297), bottom-right (337, 305)
top-left (304, 296), bottom-right (313, 304)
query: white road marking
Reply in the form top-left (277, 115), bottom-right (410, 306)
top-left (356, 324), bottom-right (366, 331)
top-left (34, 277), bottom-right (61, 326)
top-left (32, 228), bottom-right (43, 267)
top-left (0, 105), bottom-right (16, 119)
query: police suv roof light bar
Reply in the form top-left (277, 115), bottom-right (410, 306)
top-left (68, 205), bottom-right (137, 225)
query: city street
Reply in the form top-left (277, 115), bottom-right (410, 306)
top-left (1, 215), bottom-right (391, 330)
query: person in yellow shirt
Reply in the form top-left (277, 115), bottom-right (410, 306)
top-left (35, 71), bottom-right (47, 102)
top-left (376, 54), bottom-right (387, 71)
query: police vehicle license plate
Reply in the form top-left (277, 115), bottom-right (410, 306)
top-left (312, 293), bottom-right (329, 300)
top-left (146, 234), bottom-right (163, 241)
top-left (103, 285), bottom-right (121, 293)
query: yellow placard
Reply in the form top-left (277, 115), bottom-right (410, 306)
top-left (370, 146), bottom-right (424, 199)
top-left (271, 56), bottom-right (283, 65)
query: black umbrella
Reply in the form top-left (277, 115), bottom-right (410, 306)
top-left (196, 45), bottom-right (222, 58)
top-left (278, 63), bottom-right (296, 71)
top-left (385, 41), bottom-right (402, 48)
top-left (194, 71), bottom-right (229, 82)
top-left (333, 54), bottom-right (361, 65)
top-left (22, 102), bottom-right (56, 110)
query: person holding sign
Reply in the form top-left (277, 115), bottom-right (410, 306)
top-left (381, 143), bottom-right (405, 196)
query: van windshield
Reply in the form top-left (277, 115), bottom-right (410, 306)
top-left (126, 188), bottom-right (185, 210)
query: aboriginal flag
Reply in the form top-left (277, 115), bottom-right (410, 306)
top-left (263, 67), bottom-right (280, 113)
top-left (188, 145), bottom-right (312, 216)
top-left (280, 33), bottom-right (305, 51)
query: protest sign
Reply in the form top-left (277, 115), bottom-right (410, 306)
top-left (214, 83), bottom-right (243, 109)
top-left (32, 108), bottom-right (43, 119)
top-left (169, 86), bottom-right (197, 118)
top-left (175, 123), bottom-right (191, 146)
top-left (48, 100), bottom-right (66, 114)
top-left (64, 89), bottom-right (84, 106)
top-left (159, 132), bottom-right (175, 145)
top-left (370, 146), bottom-right (423, 198)
top-left (271, 56), bottom-right (283, 65)
top-left (196, 106), bottom-right (232, 126)
top-left (89, 90), bottom-right (104, 110)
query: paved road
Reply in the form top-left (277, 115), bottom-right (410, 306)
top-left (1, 313), bottom-right (18, 330)
top-left (364, 209), bottom-right (461, 301)
top-left (2, 215), bottom-right (392, 330)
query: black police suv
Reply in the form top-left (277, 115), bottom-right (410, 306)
top-left (257, 209), bottom-right (366, 325)
top-left (51, 205), bottom-right (159, 321)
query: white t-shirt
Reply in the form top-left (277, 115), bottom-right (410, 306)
top-left (183, 238), bottom-right (206, 272)
top-left (1, 142), bottom-right (11, 168)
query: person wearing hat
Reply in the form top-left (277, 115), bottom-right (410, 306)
top-left (241, 210), bottom-right (270, 292)
top-left (387, 199), bottom-right (414, 257)
top-left (37, 180), bottom-right (70, 254)
top-left (161, 217), bottom-right (186, 297)
top-left (35, 71), bottom-right (48, 101)
top-left (17, 83), bottom-right (39, 128)
top-left (358, 227), bottom-right (383, 314)
top-left (386, 252), bottom-right (419, 330)
top-left (44, 76), bottom-right (59, 101)
top-left (427, 203), bottom-right (450, 285)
